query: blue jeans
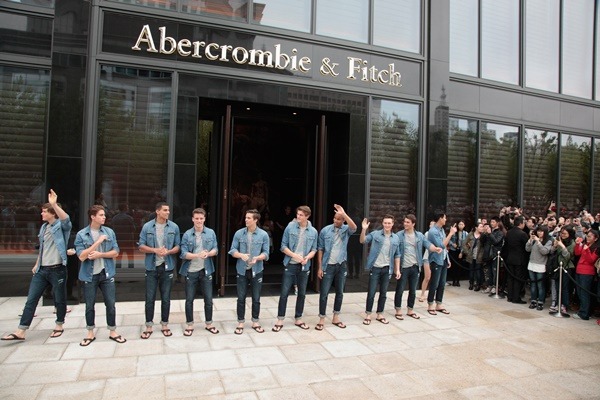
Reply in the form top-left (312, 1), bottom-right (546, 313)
top-left (427, 261), bottom-right (447, 305)
top-left (236, 270), bottom-right (263, 323)
top-left (366, 266), bottom-right (391, 314)
top-left (318, 262), bottom-right (348, 317)
top-left (277, 264), bottom-right (310, 320)
top-left (394, 265), bottom-right (419, 310)
top-left (528, 270), bottom-right (545, 304)
top-left (19, 265), bottom-right (67, 329)
top-left (486, 259), bottom-right (498, 287)
top-left (83, 270), bottom-right (116, 330)
top-left (185, 269), bottom-right (213, 324)
top-left (145, 264), bottom-right (173, 326)
top-left (576, 273), bottom-right (594, 319)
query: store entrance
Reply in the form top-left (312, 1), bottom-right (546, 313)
top-left (191, 99), bottom-right (348, 296)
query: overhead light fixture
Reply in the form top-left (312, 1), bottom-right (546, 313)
top-left (246, 107), bottom-right (251, 111)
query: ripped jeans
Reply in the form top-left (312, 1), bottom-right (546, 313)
top-left (84, 270), bottom-right (117, 330)
top-left (19, 265), bottom-right (67, 329)
top-left (236, 270), bottom-right (263, 323)
top-left (145, 264), bottom-right (173, 326)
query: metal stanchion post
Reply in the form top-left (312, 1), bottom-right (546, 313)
top-left (552, 261), bottom-right (569, 318)
top-left (489, 251), bottom-right (505, 299)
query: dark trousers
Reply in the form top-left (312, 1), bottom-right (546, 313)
top-left (366, 266), bottom-right (391, 314)
top-left (277, 264), bottom-right (310, 319)
top-left (144, 264), bottom-right (173, 326)
top-left (236, 270), bottom-right (263, 322)
top-left (506, 263), bottom-right (526, 302)
top-left (318, 262), bottom-right (347, 317)
top-left (185, 269), bottom-right (213, 324)
top-left (83, 270), bottom-right (116, 330)
top-left (19, 265), bottom-right (67, 329)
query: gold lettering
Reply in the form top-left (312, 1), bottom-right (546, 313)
top-left (132, 24), bottom-right (158, 53)
top-left (159, 27), bottom-right (176, 55)
top-left (177, 39), bottom-right (191, 56)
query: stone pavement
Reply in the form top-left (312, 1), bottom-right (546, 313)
top-left (0, 286), bottom-right (599, 400)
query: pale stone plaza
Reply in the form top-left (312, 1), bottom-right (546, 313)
top-left (0, 286), bottom-right (599, 399)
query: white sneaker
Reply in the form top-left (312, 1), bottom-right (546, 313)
top-left (483, 287), bottom-right (491, 294)
top-left (490, 288), bottom-right (496, 294)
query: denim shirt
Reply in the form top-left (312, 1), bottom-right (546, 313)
top-left (138, 219), bottom-right (181, 271)
top-left (179, 226), bottom-right (218, 276)
top-left (36, 216), bottom-right (72, 272)
top-left (228, 227), bottom-right (270, 276)
top-left (75, 225), bottom-right (119, 282)
top-left (427, 224), bottom-right (448, 266)
top-left (363, 229), bottom-right (400, 274)
top-left (396, 230), bottom-right (432, 268)
top-left (317, 223), bottom-right (357, 270)
top-left (281, 221), bottom-right (318, 271)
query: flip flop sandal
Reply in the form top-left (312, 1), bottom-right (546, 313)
top-left (183, 328), bottom-right (194, 336)
top-left (109, 335), bottom-right (127, 343)
top-left (271, 325), bottom-right (283, 332)
top-left (294, 322), bottom-right (310, 330)
top-left (140, 331), bottom-right (153, 339)
top-left (395, 314), bottom-right (404, 320)
top-left (79, 337), bottom-right (95, 346)
top-left (332, 322), bottom-right (347, 329)
top-left (161, 329), bottom-right (173, 337)
top-left (314, 323), bottom-right (324, 331)
top-left (436, 309), bottom-right (450, 314)
top-left (251, 325), bottom-right (265, 333)
top-left (1, 333), bottom-right (25, 341)
top-left (234, 327), bottom-right (244, 335)
top-left (375, 317), bottom-right (389, 324)
top-left (407, 313), bottom-right (421, 319)
top-left (205, 326), bottom-right (219, 335)
top-left (362, 318), bottom-right (371, 325)
top-left (50, 329), bottom-right (64, 338)
top-left (427, 310), bottom-right (437, 315)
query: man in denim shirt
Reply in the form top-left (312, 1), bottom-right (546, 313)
top-left (75, 205), bottom-right (126, 346)
top-left (426, 210), bottom-right (457, 315)
top-left (229, 209), bottom-right (270, 334)
top-left (360, 214), bottom-right (400, 325)
top-left (2, 190), bottom-right (71, 341)
top-left (139, 202), bottom-right (180, 339)
top-left (180, 208), bottom-right (219, 336)
top-left (394, 214), bottom-right (441, 320)
top-left (273, 205), bottom-right (318, 332)
top-left (315, 204), bottom-right (356, 330)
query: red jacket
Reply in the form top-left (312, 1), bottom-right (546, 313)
top-left (574, 243), bottom-right (598, 275)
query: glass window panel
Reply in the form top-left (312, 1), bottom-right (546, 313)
top-left (481, 0), bottom-right (519, 84)
top-left (479, 122), bottom-right (519, 217)
top-left (525, 0), bottom-right (559, 92)
top-left (0, 11), bottom-right (52, 58)
top-left (593, 140), bottom-right (600, 213)
top-left (449, 0), bottom-right (478, 76)
top-left (523, 129), bottom-right (558, 218)
top-left (446, 118), bottom-right (478, 227)
top-left (559, 134), bottom-right (591, 215)
top-left (0, 66), bottom-right (50, 255)
top-left (316, 0), bottom-right (368, 43)
top-left (373, 0), bottom-right (421, 53)
top-left (96, 65), bottom-right (172, 227)
top-left (369, 100), bottom-right (420, 224)
top-left (562, 0), bottom-right (594, 98)
top-left (106, 0), bottom-right (176, 11)
top-left (6, 0), bottom-right (54, 7)
top-left (181, 0), bottom-right (248, 21)
top-left (596, 4), bottom-right (600, 100)
top-left (252, 0), bottom-right (311, 33)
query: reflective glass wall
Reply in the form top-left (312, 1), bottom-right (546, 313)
top-left (559, 135), bottom-right (591, 215)
top-left (369, 99), bottom-right (420, 228)
top-left (523, 129), bottom-right (558, 217)
top-left (0, 66), bottom-right (50, 254)
top-left (95, 65), bottom-right (172, 268)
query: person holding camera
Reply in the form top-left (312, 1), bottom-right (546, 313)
top-left (525, 226), bottom-right (553, 311)
top-left (550, 227), bottom-right (575, 314)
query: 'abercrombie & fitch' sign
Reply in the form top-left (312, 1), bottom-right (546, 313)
top-left (131, 25), bottom-right (402, 88)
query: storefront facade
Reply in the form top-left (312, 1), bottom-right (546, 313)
top-left (1, 0), bottom-right (600, 299)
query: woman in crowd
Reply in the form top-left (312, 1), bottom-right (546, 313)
top-left (463, 222), bottom-right (485, 291)
top-left (448, 220), bottom-right (467, 286)
top-left (573, 230), bottom-right (600, 320)
top-left (525, 225), bottom-right (553, 310)
top-left (550, 226), bottom-right (575, 314)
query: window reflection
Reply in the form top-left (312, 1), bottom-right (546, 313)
top-left (181, 0), bottom-right (248, 20)
top-left (0, 67), bottom-right (50, 255)
top-left (562, 0), bottom-right (594, 99)
top-left (0, 11), bottom-right (52, 58)
top-left (373, 0), bottom-right (421, 53)
top-left (525, 0), bottom-right (559, 92)
top-left (446, 118), bottom-right (477, 227)
top-left (523, 129), bottom-right (558, 217)
top-left (96, 66), bottom-right (172, 237)
top-left (479, 122), bottom-right (519, 217)
top-left (449, 0), bottom-right (478, 76)
top-left (316, 0), bottom-right (368, 43)
top-left (107, 0), bottom-right (177, 10)
top-left (559, 134), bottom-right (590, 215)
top-left (369, 99), bottom-right (419, 224)
top-left (7, 0), bottom-right (54, 7)
top-left (252, 0), bottom-right (310, 32)
top-left (481, 0), bottom-right (519, 84)
top-left (593, 140), bottom-right (600, 212)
